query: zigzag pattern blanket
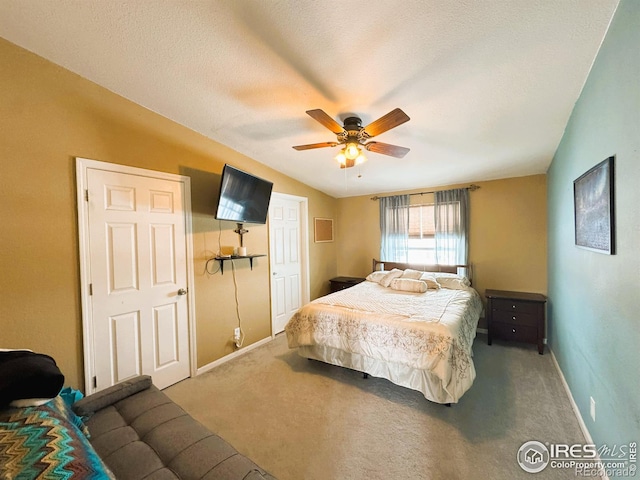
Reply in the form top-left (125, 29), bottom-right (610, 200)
top-left (0, 396), bottom-right (113, 479)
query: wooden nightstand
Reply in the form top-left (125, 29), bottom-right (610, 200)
top-left (329, 276), bottom-right (366, 293)
top-left (486, 289), bottom-right (547, 355)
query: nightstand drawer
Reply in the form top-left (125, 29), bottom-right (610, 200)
top-left (492, 322), bottom-right (538, 344)
top-left (491, 298), bottom-right (539, 315)
top-left (492, 310), bottom-right (539, 327)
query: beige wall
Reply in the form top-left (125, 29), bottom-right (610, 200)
top-left (1, 37), bottom-right (547, 391)
top-left (0, 38), bottom-right (337, 390)
top-left (336, 175), bottom-right (547, 326)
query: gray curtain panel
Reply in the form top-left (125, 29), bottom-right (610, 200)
top-left (379, 194), bottom-right (410, 262)
top-left (434, 188), bottom-right (469, 266)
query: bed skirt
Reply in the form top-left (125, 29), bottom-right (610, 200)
top-left (297, 344), bottom-right (475, 404)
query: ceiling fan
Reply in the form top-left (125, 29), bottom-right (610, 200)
top-left (293, 108), bottom-right (410, 168)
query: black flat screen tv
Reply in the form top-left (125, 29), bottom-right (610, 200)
top-left (215, 164), bottom-right (273, 224)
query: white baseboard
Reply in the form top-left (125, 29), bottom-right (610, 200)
top-left (549, 348), bottom-right (593, 444)
top-left (196, 335), bottom-right (274, 376)
top-left (549, 348), bottom-right (609, 480)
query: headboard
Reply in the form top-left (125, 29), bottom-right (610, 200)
top-left (371, 259), bottom-right (472, 282)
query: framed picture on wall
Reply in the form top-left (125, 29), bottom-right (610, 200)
top-left (573, 156), bottom-right (615, 254)
top-left (314, 218), bottom-right (334, 243)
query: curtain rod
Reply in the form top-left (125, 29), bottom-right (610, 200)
top-left (370, 184), bottom-right (480, 201)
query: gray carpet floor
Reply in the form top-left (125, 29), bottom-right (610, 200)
top-left (165, 333), bottom-right (585, 480)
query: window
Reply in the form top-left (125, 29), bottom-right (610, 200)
top-left (408, 204), bottom-right (436, 264)
top-left (379, 188), bottom-right (469, 266)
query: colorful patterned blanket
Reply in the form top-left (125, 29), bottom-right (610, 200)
top-left (0, 396), bottom-right (113, 479)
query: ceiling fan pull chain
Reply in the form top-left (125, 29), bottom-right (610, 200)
top-left (344, 164), bottom-right (349, 192)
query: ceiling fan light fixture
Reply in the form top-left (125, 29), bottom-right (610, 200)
top-left (335, 151), bottom-right (347, 166)
top-left (344, 143), bottom-right (360, 160)
top-left (293, 108), bottom-right (410, 167)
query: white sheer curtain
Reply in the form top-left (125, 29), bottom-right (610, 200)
top-left (379, 194), bottom-right (410, 262)
top-left (434, 188), bottom-right (469, 265)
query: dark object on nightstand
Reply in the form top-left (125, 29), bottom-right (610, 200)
top-left (486, 289), bottom-right (547, 354)
top-left (330, 276), bottom-right (366, 293)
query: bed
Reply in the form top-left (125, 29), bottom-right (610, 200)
top-left (284, 259), bottom-right (483, 404)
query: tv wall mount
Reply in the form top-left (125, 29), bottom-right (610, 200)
top-left (234, 223), bottom-right (248, 246)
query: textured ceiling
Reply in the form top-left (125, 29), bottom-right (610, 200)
top-left (0, 0), bottom-right (619, 197)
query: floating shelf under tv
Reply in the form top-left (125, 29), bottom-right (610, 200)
top-left (214, 254), bottom-right (266, 274)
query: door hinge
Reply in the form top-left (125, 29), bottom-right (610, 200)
top-left (93, 376), bottom-right (97, 389)
top-left (89, 283), bottom-right (93, 295)
top-left (85, 189), bottom-right (89, 201)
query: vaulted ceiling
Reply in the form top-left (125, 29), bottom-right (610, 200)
top-left (0, 0), bottom-right (619, 197)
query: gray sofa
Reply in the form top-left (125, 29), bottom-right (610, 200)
top-left (73, 375), bottom-right (276, 480)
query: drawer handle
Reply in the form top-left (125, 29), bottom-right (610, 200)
top-left (512, 305), bottom-right (516, 309)
top-left (512, 328), bottom-right (516, 333)
top-left (512, 316), bottom-right (516, 320)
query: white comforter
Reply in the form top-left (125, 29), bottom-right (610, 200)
top-left (285, 281), bottom-right (482, 401)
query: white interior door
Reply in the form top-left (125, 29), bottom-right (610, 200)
top-left (269, 194), bottom-right (308, 334)
top-left (77, 159), bottom-right (193, 392)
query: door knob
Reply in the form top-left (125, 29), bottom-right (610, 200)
top-left (178, 288), bottom-right (188, 296)
top-left (272, 272), bottom-right (277, 276)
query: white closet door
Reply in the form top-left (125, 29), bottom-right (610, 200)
top-left (82, 163), bottom-right (191, 391)
top-left (269, 196), bottom-right (302, 334)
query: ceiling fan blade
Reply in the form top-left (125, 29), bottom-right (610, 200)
top-left (306, 109), bottom-right (345, 134)
top-left (292, 142), bottom-right (339, 151)
top-left (365, 142), bottom-right (410, 158)
top-left (362, 108), bottom-right (410, 137)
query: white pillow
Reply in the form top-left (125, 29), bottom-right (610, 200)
top-left (366, 271), bottom-right (387, 284)
top-left (424, 272), bottom-right (471, 289)
top-left (438, 278), bottom-right (470, 290)
top-left (418, 273), bottom-right (441, 289)
top-left (380, 268), bottom-right (403, 287)
top-left (401, 269), bottom-right (423, 280)
top-left (390, 278), bottom-right (428, 293)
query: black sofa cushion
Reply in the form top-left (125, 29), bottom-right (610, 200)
top-left (0, 350), bottom-right (64, 406)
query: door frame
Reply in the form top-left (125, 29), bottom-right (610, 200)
top-left (75, 157), bottom-right (197, 394)
top-left (269, 192), bottom-right (310, 335)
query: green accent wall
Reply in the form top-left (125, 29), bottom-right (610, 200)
top-left (547, 0), bottom-right (640, 458)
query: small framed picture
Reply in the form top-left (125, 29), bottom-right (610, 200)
top-left (314, 218), bottom-right (334, 243)
top-left (573, 156), bottom-right (615, 254)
